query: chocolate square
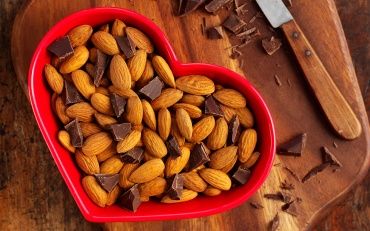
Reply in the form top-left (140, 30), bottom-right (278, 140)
top-left (47, 36), bottom-right (74, 60)
top-left (64, 119), bottom-right (83, 148)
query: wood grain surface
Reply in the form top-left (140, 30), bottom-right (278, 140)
top-left (0, 0), bottom-right (369, 230)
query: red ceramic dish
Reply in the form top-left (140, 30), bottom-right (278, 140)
top-left (28, 8), bottom-right (275, 222)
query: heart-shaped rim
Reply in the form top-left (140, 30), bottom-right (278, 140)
top-left (28, 8), bottom-right (276, 222)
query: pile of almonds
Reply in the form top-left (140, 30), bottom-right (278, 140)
top-left (45, 19), bottom-right (260, 212)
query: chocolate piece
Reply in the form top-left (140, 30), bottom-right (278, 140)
top-left (269, 213), bottom-right (280, 231)
top-left (282, 201), bottom-right (298, 217)
top-left (280, 180), bottom-right (295, 190)
top-left (94, 174), bottom-right (119, 192)
top-left (207, 26), bottom-right (224, 39)
top-left (110, 93), bottom-right (127, 118)
top-left (63, 81), bottom-right (83, 105)
top-left (115, 35), bottom-right (136, 59)
top-left (188, 142), bottom-right (210, 170)
top-left (94, 49), bottom-right (108, 87)
top-left (283, 166), bottom-right (300, 182)
top-left (277, 133), bottom-right (307, 156)
top-left (204, 96), bottom-right (224, 117)
top-left (108, 123), bottom-right (132, 142)
top-left (178, 0), bottom-right (205, 16)
top-left (47, 36), bottom-right (74, 60)
top-left (264, 191), bottom-right (291, 203)
top-left (119, 184), bottom-right (141, 212)
top-left (166, 136), bottom-right (182, 157)
top-left (232, 166), bottom-right (251, 184)
top-left (139, 76), bottom-right (164, 100)
top-left (167, 174), bottom-right (184, 200)
top-left (121, 147), bottom-right (144, 163)
top-left (302, 163), bottom-right (329, 183)
top-left (262, 36), bottom-right (282, 55)
top-left (321, 146), bottom-right (342, 167)
top-left (205, 0), bottom-right (232, 13)
top-left (64, 119), bottom-right (83, 147)
top-left (250, 202), bottom-right (264, 209)
top-left (228, 115), bottom-right (241, 144)
top-left (223, 14), bottom-right (246, 34)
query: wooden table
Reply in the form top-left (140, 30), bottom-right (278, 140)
top-left (0, 0), bottom-right (368, 230)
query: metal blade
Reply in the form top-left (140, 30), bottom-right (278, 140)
top-left (256, 0), bottom-right (293, 28)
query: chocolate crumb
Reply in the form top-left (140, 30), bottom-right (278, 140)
top-left (249, 15), bottom-right (257, 24)
top-left (283, 166), bottom-right (300, 182)
top-left (296, 197), bottom-right (303, 203)
top-left (230, 47), bottom-right (243, 59)
top-left (268, 213), bottom-right (279, 231)
top-left (238, 39), bottom-right (252, 48)
top-left (264, 191), bottom-right (291, 203)
top-left (280, 180), bottom-right (295, 190)
top-left (333, 141), bottom-right (338, 148)
top-left (262, 36), bottom-right (282, 55)
top-left (302, 163), bottom-right (329, 183)
top-left (236, 27), bottom-right (257, 38)
top-left (274, 74), bottom-right (282, 87)
top-left (282, 201), bottom-right (298, 216)
top-left (250, 202), bottom-right (264, 209)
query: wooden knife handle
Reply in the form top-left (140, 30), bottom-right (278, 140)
top-left (281, 20), bottom-right (361, 140)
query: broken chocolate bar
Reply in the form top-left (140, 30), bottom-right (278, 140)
top-left (115, 35), bottom-right (136, 59)
top-left (120, 147), bottom-right (144, 164)
top-left (110, 93), bottom-right (127, 118)
top-left (119, 184), bottom-right (141, 212)
top-left (94, 173), bottom-right (119, 192)
top-left (302, 163), bottom-right (329, 183)
top-left (262, 36), bottom-right (282, 55)
top-left (166, 136), bottom-right (182, 157)
top-left (47, 36), bottom-right (74, 60)
top-left (108, 123), bottom-right (132, 142)
top-left (167, 174), bottom-right (184, 200)
top-left (94, 49), bottom-right (108, 87)
top-left (277, 133), bottom-right (307, 156)
top-left (223, 14), bottom-right (246, 34)
top-left (188, 142), bottom-right (210, 170)
top-left (321, 146), bottom-right (342, 167)
top-left (64, 119), bottom-right (83, 148)
top-left (204, 95), bottom-right (224, 117)
top-left (207, 26), bottom-right (224, 39)
top-left (63, 80), bottom-right (83, 105)
top-left (228, 115), bottom-right (241, 145)
top-left (232, 166), bottom-right (251, 184)
top-left (139, 76), bottom-right (164, 101)
top-left (205, 0), bottom-right (232, 13)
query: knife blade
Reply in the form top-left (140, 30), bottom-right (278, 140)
top-left (256, 0), bottom-right (293, 28)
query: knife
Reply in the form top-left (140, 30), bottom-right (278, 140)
top-left (256, 0), bottom-right (362, 140)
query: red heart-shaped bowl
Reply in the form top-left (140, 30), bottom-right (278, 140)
top-left (28, 8), bottom-right (275, 222)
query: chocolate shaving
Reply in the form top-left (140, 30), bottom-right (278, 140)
top-left (236, 27), bottom-right (257, 38)
top-left (235, 3), bottom-right (248, 16)
top-left (268, 213), bottom-right (279, 231)
top-left (63, 80), bottom-right (83, 105)
top-left (205, 0), bottom-right (232, 13)
top-left (47, 36), bottom-right (74, 60)
top-left (120, 147), bottom-right (144, 164)
top-left (115, 35), bottom-right (136, 59)
top-left (262, 36), bottom-right (282, 55)
top-left (223, 14), bottom-right (246, 34)
top-left (64, 119), bottom-right (83, 148)
top-left (264, 191), bottom-right (291, 203)
top-left (167, 174), bottom-right (184, 200)
top-left (230, 47), bottom-right (242, 59)
top-left (207, 26), bottom-right (224, 39)
top-left (166, 136), bottom-right (182, 157)
top-left (283, 166), bottom-right (300, 182)
top-left (119, 184), bottom-right (141, 212)
top-left (321, 146), bottom-right (342, 168)
top-left (94, 174), bottom-right (119, 193)
top-left (274, 74), bottom-right (282, 87)
top-left (249, 15), bottom-right (257, 24)
top-left (282, 201), bottom-right (298, 216)
top-left (277, 133), bottom-right (307, 156)
top-left (94, 49), bottom-right (108, 87)
top-left (250, 202), bottom-right (264, 209)
top-left (302, 163), bottom-right (329, 183)
top-left (280, 180), bottom-right (295, 190)
top-left (178, 0), bottom-right (205, 16)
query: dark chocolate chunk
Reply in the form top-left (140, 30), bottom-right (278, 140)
top-left (282, 201), bottom-right (298, 217)
top-left (139, 76), bottom-right (164, 100)
top-left (166, 136), bottom-right (182, 157)
top-left (228, 115), bottom-right (241, 144)
top-left (205, 96), bottom-right (224, 117)
top-left (178, 0), bottom-right (205, 16)
top-left (64, 119), bottom-right (83, 147)
top-left (262, 36), bottom-right (282, 55)
top-left (264, 191), bottom-right (291, 203)
top-left (222, 14), bottom-right (246, 34)
top-left (280, 180), bottom-right (295, 190)
top-left (119, 184), bottom-right (141, 212)
top-left (110, 93), bottom-right (127, 118)
top-left (94, 49), bottom-right (108, 87)
top-left (63, 80), bottom-right (84, 105)
top-left (108, 123), bottom-right (132, 142)
top-left (207, 26), bottom-right (224, 39)
top-left (167, 174), bottom-right (184, 200)
top-left (302, 163), bottom-right (329, 183)
top-left (47, 36), bottom-right (74, 60)
top-left (269, 213), bottom-right (280, 231)
top-left (277, 133), bottom-right (307, 156)
top-left (250, 202), bottom-right (264, 209)
top-left (115, 35), bottom-right (136, 59)
top-left (321, 146), bottom-right (342, 168)
top-left (205, 0), bottom-right (232, 13)
top-left (188, 142), bottom-right (210, 170)
top-left (120, 147), bottom-right (144, 163)
top-left (94, 174), bottom-right (119, 192)
top-left (232, 166), bottom-right (251, 184)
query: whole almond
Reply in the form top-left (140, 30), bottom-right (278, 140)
top-left (180, 94), bottom-right (205, 107)
top-left (106, 186), bottom-right (122, 206)
top-left (96, 87), bottom-right (110, 96)
top-left (82, 132), bottom-right (113, 156)
top-left (151, 88), bottom-right (183, 110)
top-left (173, 103), bottom-right (202, 119)
top-left (111, 19), bottom-right (126, 37)
top-left (91, 31), bottom-right (120, 55)
top-left (94, 113), bottom-right (117, 128)
top-left (79, 122), bottom-right (101, 138)
top-left (119, 163), bottom-right (139, 189)
top-left (55, 96), bottom-right (71, 124)
top-left (219, 154), bottom-right (238, 173)
top-left (207, 118), bottom-right (228, 150)
top-left (91, 93), bottom-right (114, 116)
top-left (82, 175), bottom-right (107, 207)
top-left (203, 186), bottom-right (222, 196)
top-left (238, 129), bottom-right (257, 163)
top-left (191, 116), bottom-right (215, 143)
top-left (152, 55), bottom-right (175, 87)
top-left (126, 96), bottom-right (143, 125)
top-left (161, 189), bottom-right (197, 203)
top-left (100, 156), bottom-right (124, 174)
top-left (66, 102), bottom-right (95, 122)
top-left (97, 143), bottom-right (117, 162)
top-left (199, 168), bottom-right (231, 191)
top-left (176, 75), bottom-right (215, 95)
top-left (117, 130), bottom-right (141, 153)
top-left (142, 99), bottom-right (156, 130)
top-left (128, 49), bottom-right (147, 81)
top-left (109, 54), bottom-right (132, 90)
top-left (158, 108), bottom-right (171, 140)
top-left (71, 70), bottom-right (95, 99)
top-left (75, 150), bottom-right (100, 174)
top-left (58, 130), bottom-right (76, 153)
top-left (171, 117), bottom-right (185, 146)
top-left (209, 146), bottom-right (238, 170)
top-left (213, 88), bottom-right (247, 108)
top-left (241, 152), bottom-right (260, 168)
top-left (44, 64), bottom-right (64, 94)
top-left (137, 60), bottom-right (154, 88)
top-left (60, 46), bottom-right (89, 74)
top-left (176, 108), bottom-right (193, 140)
top-left (220, 104), bottom-right (236, 123)
top-left (138, 177), bottom-right (167, 197)
top-left (108, 86), bottom-right (138, 98)
top-left (89, 47), bottom-right (97, 63)
top-left (182, 172), bottom-right (207, 192)
top-left (142, 128), bottom-right (167, 158)
top-left (236, 107), bottom-right (254, 128)
top-left (165, 147), bottom-right (190, 177)
top-left (129, 159), bottom-right (165, 183)
top-left (126, 27), bottom-right (154, 53)
top-left (68, 25), bottom-right (93, 47)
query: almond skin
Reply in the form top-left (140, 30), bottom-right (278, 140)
top-left (142, 128), bottom-right (167, 158)
top-left (68, 25), bottom-right (93, 47)
top-left (209, 146), bottom-right (238, 170)
top-left (66, 102), bottom-right (95, 122)
top-left (111, 19), bottom-right (126, 37)
top-left (161, 189), bottom-right (198, 203)
top-left (142, 99), bottom-right (156, 130)
top-left (60, 46), bottom-right (89, 74)
top-left (213, 88), bottom-right (247, 108)
top-left (152, 55), bottom-right (175, 87)
top-left (75, 150), bottom-right (100, 175)
top-left (91, 93), bottom-right (114, 116)
top-left (128, 49), bottom-right (147, 81)
top-left (199, 168), bottom-right (232, 191)
top-left (82, 132), bottom-right (113, 156)
top-left (157, 108), bottom-right (171, 140)
top-left (173, 103), bottom-right (202, 119)
top-left (116, 130), bottom-right (141, 153)
top-left (191, 116), bottom-right (215, 143)
top-left (126, 27), bottom-right (154, 53)
top-left (238, 129), bottom-right (257, 163)
top-left (207, 118), bottom-right (228, 150)
top-left (94, 113), bottom-right (117, 128)
top-left (44, 64), bottom-right (64, 94)
top-left (126, 96), bottom-right (143, 125)
top-left (109, 54), bottom-right (132, 90)
top-left (96, 143), bottom-right (117, 162)
top-left (129, 159), bottom-right (165, 183)
top-left (176, 75), bottom-right (215, 95)
top-left (165, 147), bottom-right (190, 177)
top-left (180, 94), bottom-right (205, 107)
top-left (151, 88), bottom-right (183, 110)
top-left (55, 96), bottom-right (71, 124)
top-left (58, 130), bottom-right (76, 153)
top-left (71, 70), bottom-right (95, 99)
top-left (138, 177), bottom-right (167, 197)
top-left (119, 163), bottom-right (139, 189)
top-left (82, 175), bottom-right (107, 207)
top-left (100, 156), bottom-right (124, 174)
top-left (91, 31), bottom-right (120, 55)
top-left (182, 172), bottom-right (207, 192)
top-left (176, 108), bottom-right (193, 140)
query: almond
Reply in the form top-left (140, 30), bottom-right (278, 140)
top-left (60, 46), bottom-right (89, 74)
top-left (137, 60), bottom-right (154, 88)
top-left (203, 186), bottom-right (222, 196)
top-left (100, 156), bottom-right (124, 174)
top-left (111, 19), bottom-right (126, 37)
top-left (199, 168), bottom-right (231, 191)
top-left (97, 143), bottom-right (117, 162)
top-left (117, 130), bottom-right (141, 153)
top-left (95, 113), bottom-right (117, 128)
top-left (126, 27), bottom-right (154, 53)
top-left (68, 25), bottom-right (93, 47)
top-left (176, 75), bottom-right (215, 95)
top-left (119, 163), bottom-right (139, 189)
top-left (91, 31), bottom-right (120, 55)
top-left (180, 94), bottom-right (205, 107)
top-left (219, 154), bottom-right (238, 173)
top-left (82, 175), bottom-right (107, 207)
top-left (173, 103), bottom-right (202, 119)
top-left (58, 130), bottom-right (76, 153)
top-left (241, 151), bottom-right (260, 168)
top-left (165, 147), bottom-right (190, 177)
top-left (128, 49), bottom-right (147, 81)
top-left (91, 93), bottom-right (114, 116)
top-left (220, 104), bottom-right (236, 123)
top-left (171, 117), bottom-right (185, 146)
top-left (82, 132), bottom-right (113, 156)
top-left (182, 172), bottom-right (207, 192)
top-left (44, 64), bottom-right (64, 94)
top-left (157, 108), bottom-right (171, 140)
top-left (207, 118), bottom-right (228, 150)
top-left (191, 116), bottom-right (215, 143)
top-left (55, 96), bottom-right (71, 124)
top-left (161, 189), bottom-right (197, 203)
top-left (80, 122), bottom-right (102, 138)
top-left (106, 186), bottom-right (122, 206)
top-left (138, 177), bottom-right (167, 197)
top-left (142, 128), bottom-right (167, 158)
top-left (71, 70), bottom-right (95, 99)
top-left (152, 55), bottom-right (175, 87)
top-left (141, 99), bottom-right (156, 130)
top-left (108, 86), bottom-right (138, 98)
top-left (125, 96), bottom-right (143, 125)
top-left (238, 129), bottom-right (257, 163)
top-left (213, 88), bottom-right (247, 108)
top-left (175, 108), bottom-right (193, 140)
top-left (235, 107), bottom-right (254, 128)
top-left (151, 88), bottom-right (183, 110)
top-left (209, 146), bottom-right (238, 170)
top-left (129, 159), bottom-right (165, 183)
top-left (95, 87), bottom-right (110, 96)
top-left (66, 102), bottom-right (95, 122)
top-left (109, 54), bottom-right (132, 90)
top-left (75, 150), bottom-right (100, 174)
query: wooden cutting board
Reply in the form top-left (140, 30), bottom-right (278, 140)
top-left (11, 0), bottom-right (370, 230)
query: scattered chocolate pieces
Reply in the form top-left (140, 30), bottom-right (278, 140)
top-left (63, 80), bottom-right (83, 105)
top-left (178, 0), bottom-right (205, 16)
top-left (108, 123), bottom-right (132, 141)
top-left (264, 191), bottom-right (291, 203)
top-left (228, 115), bottom-right (241, 145)
top-left (167, 174), bottom-right (184, 200)
top-left (166, 136), bottom-right (182, 157)
top-left (302, 163), bottom-right (329, 183)
top-left (94, 49), bottom-right (108, 87)
top-left (274, 74), bottom-right (282, 87)
top-left (188, 142), bottom-right (210, 170)
top-left (115, 35), bottom-right (136, 59)
top-left (139, 76), bottom-right (164, 100)
top-left (262, 36), bottom-right (282, 55)
top-left (205, 0), bottom-right (232, 13)
top-left (120, 147), bottom-right (144, 164)
top-left (283, 166), bottom-right (300, 182)
top-left (110, 93), bottom-right (127, 118)
top-left (232, 166), bottom-right (251, 184)
top-left (223, 14), bottom-right (246, 34)
top-left (94, 174), bottom-right (119, 192)
top-left (282, 201), bottom-right (298, 216)
top-left (47, 36), bottom-right (74, 60)
top-left (322, 146), bottom-right (342, 168)
top-left (119, 184), bottom-right (141, 212)
top-left (277, 133), bottom-right (307, 156)
top-left (207, 26), bottom-right (224, 39)
top-left (269, 213), bottom-right (279, 231)
top-left (280, 180), bottom-right (295, 190)
top-left (204, 96), bottom-right (224, 117)
top-left (64, 119), bottom-right (83, 148)
top-left (250, 202), bottom-right (264, 209)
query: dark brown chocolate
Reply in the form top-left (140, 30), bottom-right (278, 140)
top-left (64, 119), bottom-right (83, 148)
top-left (236, 27), bottom-right (257, 38)
top-left (321, 146), bottom-right (342, 168)
top-left (94, 49), bottom-right (108, 87)
top-left (207, 26), bottom-right (224, 39)
top-left (178, 0), bottom-right (205, 16)
top-left (264, 191), bottom-right (291, 203)
top-left (205, 95), bottom-right (224, 117)
top-left (187, 142), bottom-right (210, 171)
top-left (166, 136), bottom-right (182, 157)
top-left (282, 201), bottom-right (298, 217)
top-left (47, 36), bottom-right (74, 60)
top-left (94, 174), bottom-right (119, 193)
top-left (262, 36), bottom-right (282, 55)
top-left (119, 184), bottom-right (141, 212)
top-left (108, 123), bottom-right (132, 142)
top-left (232, 166), bottom-right (251, 184)
top-left (249, 202), bottom-right (264, 209)
top-left (280, 180), bottom-right (295, 190)
top-left (223, 14), bottom-right (246, 34)
top-left (205, 0), bottom-right (232, 13)
top-left (228, 115), bottom-right (241, 144)
top-left (138, 76), bottom-right (164, 100)
top-left (110, 93), bottom-right (127, 118)
top-left (269, 213), bottom-right (280, 231)
top-left (115, 35), bottom-right (136, 59)
top-left (302, 163), bottom-right (329, 183)
top-left (63, 80), bottom-right (83, 105)
top-left (120, 147), bottom-right (144, 164)
top-left (277, 133), bottom-right (307, 156)
top-left (167, 174), bottom-right (184, 200)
